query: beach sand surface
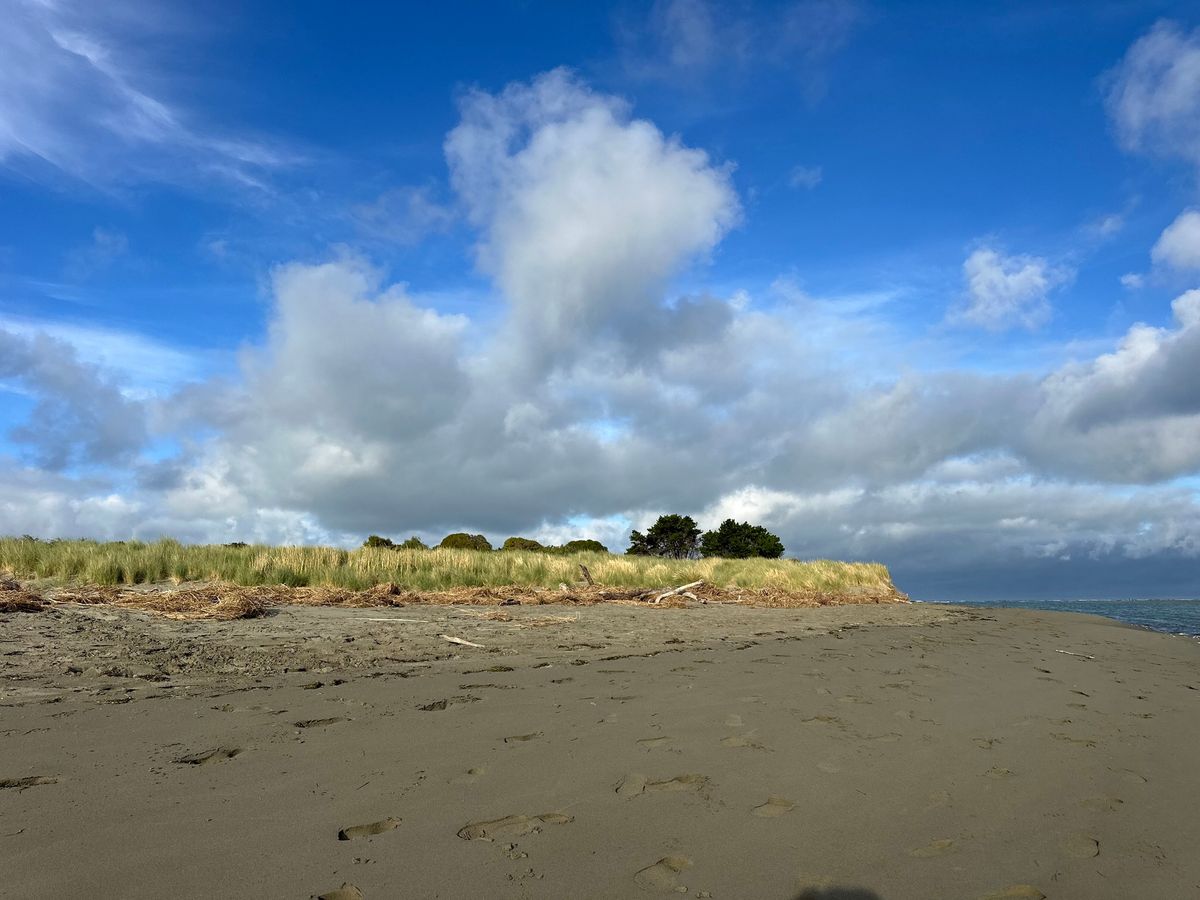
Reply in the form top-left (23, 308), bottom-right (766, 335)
top-left (2, 601), bottom-right (1198, 899)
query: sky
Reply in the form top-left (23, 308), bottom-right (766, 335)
top-left (2, 0), bottom-right (1200, 600)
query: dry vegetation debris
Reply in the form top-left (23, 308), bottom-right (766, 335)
top-left (2, 576), bottom-right (907, 621)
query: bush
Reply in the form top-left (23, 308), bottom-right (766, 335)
top-left (438, 533), bottom-right (493, 551)
top-left (502, 537), bottom-right (545, 552)
top-left (556, 539), bottom-right (608, 554)
top-left (399, 536), bottom-right (428, 550)
top-left (363, 535), bottom-right (395, 549)
top-left (700, 519), bottom-right (785, 559)
top-left (626, 515), bottom-right (701, 559)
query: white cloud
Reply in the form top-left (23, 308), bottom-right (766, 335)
top-left (788, 164), bottom-right (823, 189)
top-left (2, 69), bottom-right (1200, 598)
top-left (350, 186), bottom-right (456, 245)
top-left (0, 1), bottom-right (293, 189)
top-left (955, 247), bottom-right (1071, 331)
top-left (0, 328), bottom-right (148, 469)
top-left (445, 69), bottom-right (740, 359)
top-left (1151, 209), bottom-right (1200, 270)
top-left (1105, 20), bottom-right (1200, 168)
top-left (618, 0), bottom-right (861, 98)
top-left (1120, 272), bottom-right (1145, 290)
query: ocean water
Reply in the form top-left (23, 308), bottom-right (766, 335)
top-left (922, 597), bottom-right (1200, 637)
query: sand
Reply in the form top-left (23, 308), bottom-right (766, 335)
top-left (1, 600), bottom-right (1198, 898)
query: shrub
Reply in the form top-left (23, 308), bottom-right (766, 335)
top-left (363, 535), bottom-right (395, 549)
top-left (700, 519), bottom-right (785, 559)
top-left (556, 539), bottom-right (608, 554)
top-left (399, 536), bottom-right (428, 550)
top-left (626, 515), bottom-right (701, 559)
top-left (438, 533), bottom-right (493, 551)
top-left (502, 537), bottom-right (545, 552)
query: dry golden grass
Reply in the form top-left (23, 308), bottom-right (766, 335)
top-left (0, 538), bottom-right (907, 619)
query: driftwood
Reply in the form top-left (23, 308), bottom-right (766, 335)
top-left (1054, 649), bottom-right (1096, 660)
top-left (441, 634), bottom-right (485, 648)
top-left (579, 564), bottom-right (594, 586)
top-left (652, 580), bottom-right (704, 605)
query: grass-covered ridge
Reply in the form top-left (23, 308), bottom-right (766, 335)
top-left (0, 537), bottom-right (899, 596)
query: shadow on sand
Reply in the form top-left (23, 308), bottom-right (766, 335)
top-left (792, 889), bottom-right (883, 900)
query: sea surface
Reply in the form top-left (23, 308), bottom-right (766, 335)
top-left (922, 597), bottom-right (1200, 637)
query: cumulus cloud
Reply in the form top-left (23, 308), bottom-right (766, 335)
top-left (445, 68), bottom-right (740, 362)
top-left (954, 247), bottom-right (1071, 331)
top-left (0, 328), bottom-right (147, 469)
top-left (1105, 19), bottom-right (1200, 168)
top-left (1152, 209), bottom-right (1200, 270)
top-left (0, 0), bottom-right (292, 188)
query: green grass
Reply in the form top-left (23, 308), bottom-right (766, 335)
top-left (0, 537), bottom-right (899, 595)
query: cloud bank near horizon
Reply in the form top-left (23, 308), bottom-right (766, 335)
top-left (2, 52), bottom-right (1200, 599)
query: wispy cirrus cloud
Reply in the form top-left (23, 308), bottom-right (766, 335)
top-left (0, 0), bottom-right (297, 192)
top-left (615, 0), bottom-right (861, 100)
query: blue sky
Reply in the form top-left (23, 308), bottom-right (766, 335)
top-left (2, 0), bottom-right (1200, 600)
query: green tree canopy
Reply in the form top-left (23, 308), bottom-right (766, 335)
top-left (438, 533), bottom-right (493, 551)
top-left (501, 537), bottom-right (545, 552)
top-left (399, 536), bottom-right (428, 550)
top-left (363, 535), bottom-right (395, 549)
top-left (700, 519), bottom-right (785, 559)
top-left (557, 539), bottom-right (608, 554)
top-left (626, 514), bottom-right (701, 559)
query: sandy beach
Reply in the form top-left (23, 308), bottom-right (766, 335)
top-left (2, 599), bottom-right (1198, 899)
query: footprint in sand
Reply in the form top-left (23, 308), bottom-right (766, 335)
top-left (338, 817), bottom-right (401, 841)
top-left (985, 766), bottom-right (1014, 779)
top-left (633, 856), bottom-right (691, 892)
top-left (636, 736), bottom-right (671, 750)
top-left (418, 696), bottom-right (478, 712)
top-left (973, 737), bottom-right (1001, 750)
top-left (449, 767), bottom-right (486, 785)
top-left (456, 813), bottom-right (572, 841)
top-left (616, 774), bottom-right (709, 798)
top-left (752, 797), bottom-right (794, 817)
top-left (0, 775), bottom-right (58, 789)
top-left (316, 883), bottom-right (363, 900)
top-left (294, 717), bottom-right (347, 728)
top-left (724, 714), bottom-right (743, 727)
top-left (1060, 833), bottom-right (1099, 858)
top-left (1081, 796), bottom-right (1123, 812)
top-left (503, 732), bottom-right (542, 744)
top-left (721, 735), bottom-right (767, 750)
top-left (910, 838), bottom-right (956, 858)
top-left (979, 887), bottom-right (1045, 900)
top-left (174, 747), bottom-right (241, 765)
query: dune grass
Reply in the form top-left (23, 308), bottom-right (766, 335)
top-left (0, 537), bottom-right (898, 596)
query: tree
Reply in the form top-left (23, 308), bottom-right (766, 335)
top-left (438, 533), bottom-right (493, 551)
top-left (399, 536), bottom-right (428, 550)
top-left (558, 539), bottom-right (608, 554)
top-left (363, 535), bottom-right (395, 549)
top-left (502, 537), bottom-right (545, 552)
top-left (626, 515), bottom-right (701, 559)
top-left (700, 519), bottom-right (785, 559)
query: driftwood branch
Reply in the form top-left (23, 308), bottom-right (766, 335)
top-left (441, 634), bottom-right (485, 648)
top-left (579, 564), bottom-right (594, 586)
top-left (652, 580), bottom-right (704, 604)
top-left (1054, 649), bottom-right (1095, 660)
